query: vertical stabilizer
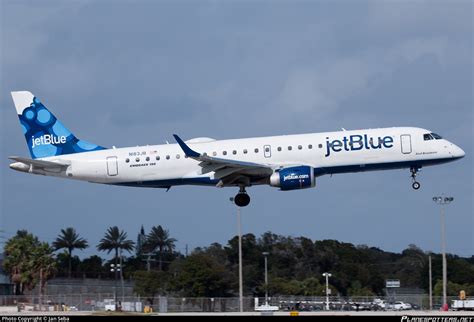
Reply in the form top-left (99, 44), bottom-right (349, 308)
top-left (11, 91), bottom-right (106, 159)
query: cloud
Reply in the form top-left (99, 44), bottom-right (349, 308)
top-left (386, 38), bottom-right (448, 66)
top-left (0, 0), bottom-right (472, 256)
top-left (368, 0), bottom-right (472, 35)
top-left (272, 60), bottom-right (369, 118)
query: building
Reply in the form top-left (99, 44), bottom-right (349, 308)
top-left (0, 253), bottom-right (14, 295)
top-left (136, 225), bottom-right (147, 256)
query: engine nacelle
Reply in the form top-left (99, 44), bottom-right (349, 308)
top-left (269, 166), bottom-right (316, 191)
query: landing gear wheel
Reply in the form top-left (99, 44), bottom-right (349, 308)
top-left (234, 193), bottom-right (250, 207)
top-left (410, 167), bottom-right (422, 190)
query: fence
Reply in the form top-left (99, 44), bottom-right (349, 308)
top-left (0, 294), bottom-right (460, 313)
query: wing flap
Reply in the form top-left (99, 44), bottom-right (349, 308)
top-left (200, 163), bottom-right (227, 175)
top-left (214, 167), bottom-right (246, 180)
top-left (173, 134), bottom-right (274, 186)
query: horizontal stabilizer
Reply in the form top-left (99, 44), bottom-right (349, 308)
top-left (9, 156), bottom-right (70, 172)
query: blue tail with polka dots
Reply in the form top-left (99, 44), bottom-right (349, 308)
top-left (11, 91), bottom-right (106, 159)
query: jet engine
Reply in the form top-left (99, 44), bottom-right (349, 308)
top-left (269, 166), bottom-right (315, 191)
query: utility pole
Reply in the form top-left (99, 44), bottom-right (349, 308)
top-left (262, 252), bottom-right (269, 306)
top-left (429, 255), bottom-right (433, 310)
top-left (120, 249), bottom-right (125, 303)
top-left (39, 268), bottom-right (43, 311)
top-left (141, 253), bottom-right (157, 272)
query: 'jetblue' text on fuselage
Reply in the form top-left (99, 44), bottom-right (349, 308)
top-left (325, 134), bottom-right (394, 157)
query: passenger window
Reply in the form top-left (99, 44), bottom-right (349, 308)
top-left (233, 150), bottom-right (237, 155)
top-left (166, 155), bottom-right (170, 160)
top-left (308, 144), bottom-right (313, 149)
top-left (277, 147), bottom-right (282, 152)
top-left (431, 133), bottom-right (442, 140)
top-left (136, 157), bottom-right (140, 162)
top-left (298, 145), bottom-right (302, 150)
top-left (265, 147), bottom-right (270, 152)
top-left (156, 156), bottom-right (160, 161)
top-left (423, 134), bottom-right (433, 141)
top-left (213, 151), bottom-right (217, 156)
top-left (176, 154), bottom-right (180, 159)
top-left (318, 144), bottom-right (323, 148)
top-left (254, 148), bottom-right (259, 153)
top-left (125, 158), bottom-right (130, 163)
top-left (288, 146), bottom-right (292, 151)
top-left (243, 149), bottom-right (248, 154)
top-left (146, 157), bottom-right (150, 162)
top-left (223, 151), bottom-right (227, 156)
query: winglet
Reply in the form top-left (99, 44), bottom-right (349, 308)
top-left (173, 134), bottom-right (201, 158)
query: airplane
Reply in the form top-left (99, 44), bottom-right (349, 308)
top-left (9, 91), bottom-right (465, 207)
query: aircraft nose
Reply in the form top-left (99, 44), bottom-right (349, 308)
top-left (451, 144), bottom-right (465, 159)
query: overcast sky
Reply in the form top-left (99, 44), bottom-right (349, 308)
top-left (1, 0), bottom-right (472, 259)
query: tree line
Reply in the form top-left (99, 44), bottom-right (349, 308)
top-left (3, 226), bottom-right (474, 300)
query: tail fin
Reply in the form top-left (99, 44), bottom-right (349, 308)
top-left (11, 91), bottom-right (106, 159)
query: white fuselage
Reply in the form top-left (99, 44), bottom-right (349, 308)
top-left (20, 127), bottom-right (464, 189)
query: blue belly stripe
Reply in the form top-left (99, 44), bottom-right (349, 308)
top-left (110, 157), bottom-right (461, 188)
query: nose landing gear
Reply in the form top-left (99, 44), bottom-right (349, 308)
top-left (233, 186), bottom-right (251, 207)
top-left (410, 167), bottom-right (421, 190)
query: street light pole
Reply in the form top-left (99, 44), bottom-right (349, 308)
top-left (238, 206), bottom-right (243, 312)
top-left (230, 197), bottom-right (243, 312)
top-left (322, 272), bottom-right (332, 311)
top-left (433, 195), bottom-right (453, 310)
top-left (110, 263), bottom-right (121, 309)
top-left (262, 252), bottom-right (269, 306)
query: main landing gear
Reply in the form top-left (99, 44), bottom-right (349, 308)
top-left (233, 186), bottom-right (251, 207)
top-left (410, 167), bottom-right (421, 190)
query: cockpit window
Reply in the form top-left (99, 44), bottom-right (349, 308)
top-left (431, 133), bottom-right (442, 140)
top-left (423, 134), bottom-right (433, 141)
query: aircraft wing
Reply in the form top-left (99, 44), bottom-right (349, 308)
top-left (173, 134), bottom-right (273, 186)
top-left (9, 156), bottom-right (70, 172)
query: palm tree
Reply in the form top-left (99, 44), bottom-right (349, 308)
top-left (4, 230), bottom-right (56, 295)
top-left (97, 226), bottom-right (135, 281)
top-left (32, 242), bottom-right (57, 308)
top-left (4, 230), bottom-right (36, 294)
top-left (53, 227), bottom-right (88, 278)
top-left (146, 225), bottom-right (177, 270)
